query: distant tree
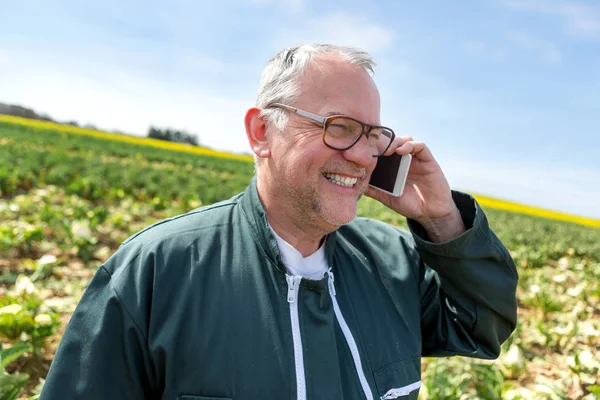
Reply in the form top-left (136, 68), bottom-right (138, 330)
top-left (0, 102), bottom-right (54, 122)
top-left (147, 126), bottom-right (199, 146)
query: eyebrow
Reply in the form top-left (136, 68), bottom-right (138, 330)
top-left (323, 110), bottom-right (382, 126)
top-left (323, 110), bottom-right (348, 117)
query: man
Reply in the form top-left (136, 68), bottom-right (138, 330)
top-left (41, 44), bottom-right (518, 400)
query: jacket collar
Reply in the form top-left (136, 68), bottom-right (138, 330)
top-left (239, 176), bottom-right (339, 274)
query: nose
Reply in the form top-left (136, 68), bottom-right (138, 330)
top-left (341, 134), bottom-right (377, 168)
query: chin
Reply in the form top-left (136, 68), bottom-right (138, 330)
top-left (321, 203), bottom-right (358, 228)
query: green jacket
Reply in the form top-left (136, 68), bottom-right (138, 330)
top-left (41, 178), bottom-right (518, 400)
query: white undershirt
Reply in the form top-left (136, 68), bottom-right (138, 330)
top-left (269, 226), bottom-right (329, 280)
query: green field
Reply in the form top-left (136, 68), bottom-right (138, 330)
top-left (1, 117), bottom-right (599, 399)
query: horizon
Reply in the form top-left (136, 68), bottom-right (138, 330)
top-left (1, 0), bottom-right (599, 218)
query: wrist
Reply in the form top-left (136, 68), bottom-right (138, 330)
top-left (417, 206), bottom-right (466, 243)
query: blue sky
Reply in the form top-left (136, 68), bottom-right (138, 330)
top-left (1, 0), bottom-right (599, 218)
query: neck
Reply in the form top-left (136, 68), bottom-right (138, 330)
top-left (267, 214), bottom-right (326, 257)
top-left (256, 176), bottom-right (332, 257)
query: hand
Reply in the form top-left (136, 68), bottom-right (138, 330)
top-left (364, 137), bottom-right (466, 242)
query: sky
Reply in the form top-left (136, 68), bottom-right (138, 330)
top-left (1, 0), bottom-right (599, 218)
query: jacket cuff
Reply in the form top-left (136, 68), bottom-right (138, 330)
top-left (406, 191), bottom-right (483, 255)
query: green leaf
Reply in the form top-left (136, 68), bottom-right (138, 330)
top-left (1, 343), bottom-right (31, 369)
top-left (587, 385), bottom-right (600, 396)
top-left (0, 372), bottom-right (29, 400)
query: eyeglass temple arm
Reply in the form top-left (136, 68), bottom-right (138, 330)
top-left (272, 103), bottom-right (327, 124)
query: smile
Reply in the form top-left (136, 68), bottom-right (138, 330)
top-left (323, 173), bottom-right (358, 188)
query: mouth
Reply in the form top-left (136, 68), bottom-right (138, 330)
top-left (323, 172), bottom-right (359, 188)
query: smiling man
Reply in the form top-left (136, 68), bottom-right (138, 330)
top-left (41, 44), bottom-right (518, 400)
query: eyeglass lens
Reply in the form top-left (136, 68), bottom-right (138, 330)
top-left (325, 117), bottom-right (393, 156)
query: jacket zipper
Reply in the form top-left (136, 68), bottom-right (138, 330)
top-left (286, 274), bottom-right (306, 400)
top-left (327, 270), bottom-right (374, 400)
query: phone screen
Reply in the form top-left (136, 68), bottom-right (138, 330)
top-left (369, 153), bottom-right (402, 192)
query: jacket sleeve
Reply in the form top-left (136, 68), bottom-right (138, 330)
top-left (407, 191), bottom-right (518, 359)
top-left (40, 265), bottom-right (156, 399)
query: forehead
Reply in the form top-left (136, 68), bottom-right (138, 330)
top-left (294, 56), bottom-right (381, 124)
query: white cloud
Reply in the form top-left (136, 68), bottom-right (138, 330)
top-left (562, 4), bottom-right (600, 38)
top-left (502, 0), bottom-right (600, 39)
top-left (273, 12), bottom-right (395, 53)
top-left (506, 30), bottom-right (562, 64)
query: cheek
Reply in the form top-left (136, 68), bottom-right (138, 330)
top-left (291, 128), bottom-right (326, 152)
top-left (275, 131), bottom-right (333, 174)
top-left (367, 157), bottom-right (378, 173)
top-left (291, 146), bottom-right (329, 169)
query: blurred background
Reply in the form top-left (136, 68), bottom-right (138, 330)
top-left (1, 1), bottom-right (600, 399)
top-left (1, 0), bottom-right (599, 218)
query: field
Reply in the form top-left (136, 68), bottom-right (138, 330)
top-left (1, 115), bottom-right (599, 399)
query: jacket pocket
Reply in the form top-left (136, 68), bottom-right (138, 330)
top-left (177, 396), bottom-right (233, 400)
top-left (373, 357), bottom-right (421, 400)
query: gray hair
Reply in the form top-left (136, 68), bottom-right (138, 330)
top-left (256, 44), bottom-right (376, 131)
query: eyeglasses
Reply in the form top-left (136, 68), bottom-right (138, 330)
top-left (267, 103), bottom-right (395, 157)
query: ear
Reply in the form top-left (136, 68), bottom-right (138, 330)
top-left (244, 107), bottom-right (271, 159)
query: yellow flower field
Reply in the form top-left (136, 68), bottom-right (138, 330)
top-left (0, 114), bottom-right (253, 163)
top-left (472, 194), bottom-right (600, 228)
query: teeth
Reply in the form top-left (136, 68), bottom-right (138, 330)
top-left (323, 173), bottom-right (358, 188)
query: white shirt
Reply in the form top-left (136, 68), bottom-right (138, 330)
top-left (269, 226), bottom-right (329, 280)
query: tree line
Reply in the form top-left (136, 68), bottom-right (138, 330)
top-left (147, 126), bottom-right (199, 146)
top-left (0, 102), bottom-right (200, 146)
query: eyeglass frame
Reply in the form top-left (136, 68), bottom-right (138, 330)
top-left (266, 102), bottom-right (395, 157)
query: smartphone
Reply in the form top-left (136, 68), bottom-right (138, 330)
top-left (368, 153), bottom-right (412, 197)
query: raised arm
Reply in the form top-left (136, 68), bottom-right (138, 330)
top-left (366, 137), bottom-right (518, 358)
top-left (410, 191), bottom-right (518, 358)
